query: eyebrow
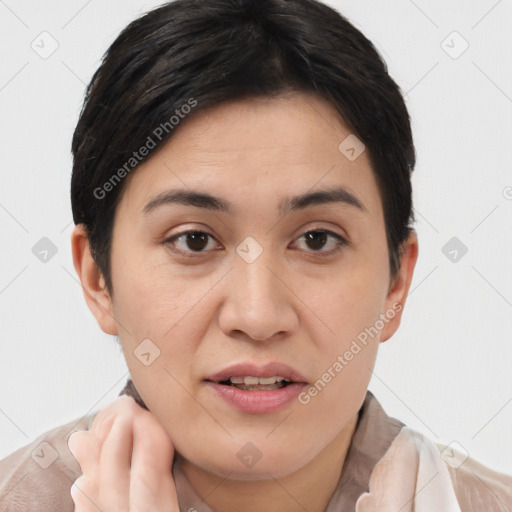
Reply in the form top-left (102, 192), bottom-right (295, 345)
top-left (142, 186), bottom-right (366, 217)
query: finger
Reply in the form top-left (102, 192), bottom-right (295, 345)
top-left (96, 412), bottom-right (133, 506)
top-left (99, 412), bottom-right (134, 472)
top-left (133, 411), bottom-right (174, 475)
top-left (68, 431), bottom-right (100, 475)
top-left (70, 475), bottom-right (103, 512)
top-left (68, 398), bottom-right (134, 476)
top-left (90, 407), bottom-right (117, 444)
top-left (67, 431), bottom-right (86, 459)
top-left (130, 412), bottom-right (178, 510)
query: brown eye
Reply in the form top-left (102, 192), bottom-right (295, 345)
top-left (164, 230), bottom-right (219, 254)
top-left (293, 230), bottom-right (347, 255)
top-left (304, 231), bottom-right (328, 251)
top-left (183, 232), bottom-right (210, 251)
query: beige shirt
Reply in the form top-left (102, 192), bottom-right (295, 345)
top-left (0, 379), bottom-right (510, 511)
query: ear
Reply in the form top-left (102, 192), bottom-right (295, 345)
top-left (71, 224), bottom-right (118, 335)
top-left (380, 230), bottom-right (418, 343)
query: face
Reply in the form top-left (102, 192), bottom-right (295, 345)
top-left (74, 91), bottom-right (417, 480)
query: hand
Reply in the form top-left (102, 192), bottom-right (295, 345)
top-left (67, 394), bottom-right (179, 511)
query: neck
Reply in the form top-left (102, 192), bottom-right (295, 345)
top-left (177, 413), bottom-right (358, 512)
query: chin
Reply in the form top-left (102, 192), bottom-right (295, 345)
top-left (180, 436), bottom-right (318, 481)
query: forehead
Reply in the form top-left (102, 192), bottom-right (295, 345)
top-left (118, 92), bottom-right (381, 218)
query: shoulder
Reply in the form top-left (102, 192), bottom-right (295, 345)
top-left (433, 440), bottom-right (512, 512)
top-left (0, 411), bottom-right (99, 512)
top-left (355, 425), bottom-right (512, 512)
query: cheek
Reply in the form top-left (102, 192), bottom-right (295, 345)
top-left (111, 258), bottom-right (210, 403)
top-left (111, 251), bottom-right (203, 340)
top-left (294, 281), bottom-right (383, 449)
top-left (305, 259), bottom-right (389, 345)
top-left (306, 283), bottom-right (382, 406)
top-left (300, 251), bottom-right (389, 391)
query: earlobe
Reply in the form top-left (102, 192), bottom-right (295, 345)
top-left (380, 230), bottom-right (419, 342)
top-left (70, 224), bottom-right (118, 336)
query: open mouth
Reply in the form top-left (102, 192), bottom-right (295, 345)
top-left (204, 366), bottom-right (308, 413)
top-left (212, 376), bottom-right (295, 391)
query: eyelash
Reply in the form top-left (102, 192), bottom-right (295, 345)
top-left (162, 229), bottom-right (349, 258)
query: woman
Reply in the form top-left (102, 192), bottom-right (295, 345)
top-left (1, 0), bottom-right (510, 510)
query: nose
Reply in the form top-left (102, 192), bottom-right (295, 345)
top-left (217, 244), bottom-right (298, 342)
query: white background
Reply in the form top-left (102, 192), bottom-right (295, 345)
top-left (1, 0), bottom-right (511, 475)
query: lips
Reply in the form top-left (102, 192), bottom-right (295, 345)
top-left (204, 361), bottom-right (309, 385)
top-left (204, 362), bottom-right (309, 413)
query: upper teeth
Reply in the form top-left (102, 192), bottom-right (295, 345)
top-left (228, 376), bottom-right (291, 385)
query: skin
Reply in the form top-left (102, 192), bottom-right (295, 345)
top-left (71, 91), bottom-right (418, 512)
top-left (68, 395), bottom-right (179, 511)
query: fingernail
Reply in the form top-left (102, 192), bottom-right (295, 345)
top-left (67, 431), bottom-right (80, 455)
